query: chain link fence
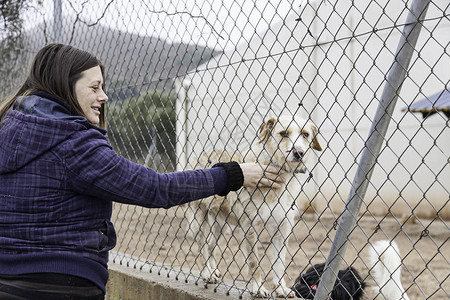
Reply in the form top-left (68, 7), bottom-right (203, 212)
top-left (1, 0), bottom-right (449, 299)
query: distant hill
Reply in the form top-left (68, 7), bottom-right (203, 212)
top-left (1, 18), bottom-right (221, 100)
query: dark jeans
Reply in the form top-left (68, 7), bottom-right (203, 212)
top-left (0, 273), bottom-right (104, 300)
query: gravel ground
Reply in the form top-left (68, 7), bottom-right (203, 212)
top-left (111, 204), bottom-right (449, 299)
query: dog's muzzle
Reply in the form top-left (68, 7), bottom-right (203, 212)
top-left (292, 148), bottom-right (304, 160)
top-left (293, 166), bottom-right (307, 174)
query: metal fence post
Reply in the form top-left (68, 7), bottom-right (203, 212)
top-left (313, 0), bottom-right (431, 299)
top-left (2, 1), bottom-right (448, 299)
top-left (53, 0), bottom-right (62, 42)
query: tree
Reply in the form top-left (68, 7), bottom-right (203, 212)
top-left (0, 0), bottom-right (34, 98)
top-left (0, 0), bottom-right (26, 38)
top-left (107, 90), bottom-right (177, 172)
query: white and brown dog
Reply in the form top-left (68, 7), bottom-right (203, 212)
top-left (186, 115), bottom-right (323, 297)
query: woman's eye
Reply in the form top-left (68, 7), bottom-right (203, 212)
top-left (92, 86), bottom-right (99, 92)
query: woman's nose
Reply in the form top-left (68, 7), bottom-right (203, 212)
top-left (98, 90), bottom-right (108, 102)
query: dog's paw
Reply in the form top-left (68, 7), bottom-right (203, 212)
top-left (209, 269), bottom-right (222, 283)
top-left (251, 285), bottom-right (271, 298)
top-left (273, 286), bottom-right (296, 298)
top-left (201, 268), bottom-right (222, 284)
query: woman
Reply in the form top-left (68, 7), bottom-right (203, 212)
top-left (0, 43), bottom-right (284, 299)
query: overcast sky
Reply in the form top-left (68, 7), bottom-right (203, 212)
top-left (26, 0), bottom-right (304, 50)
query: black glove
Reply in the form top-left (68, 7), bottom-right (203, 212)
top-left (212, 161), bottom-right (244, 196)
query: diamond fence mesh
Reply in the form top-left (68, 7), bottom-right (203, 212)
top-left (0, 0), bottom-right (449, 299)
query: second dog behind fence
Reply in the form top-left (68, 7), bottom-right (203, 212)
top-left (292, 263), bottom-right (366, 300)
top-left (291, 240), bottom-right (410, 300)
top-left (369, 240), bottom-right (411, 300)
top-left (186, 114), bottom-right (323, 298)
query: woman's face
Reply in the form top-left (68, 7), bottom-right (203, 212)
top-left (74, 66), bottom-right (108, 125)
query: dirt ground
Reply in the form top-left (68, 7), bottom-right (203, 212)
top-left (111, 204), bottom-right (449, 299)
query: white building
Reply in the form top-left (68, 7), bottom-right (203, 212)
top-left (176, 0), bottom-right (449, 219)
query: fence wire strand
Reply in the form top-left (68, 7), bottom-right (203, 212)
top-left (1, 0), bottom-right (449, 299)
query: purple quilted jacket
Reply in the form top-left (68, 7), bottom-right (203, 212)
top-left (0, 92), bottom-right (227, 292)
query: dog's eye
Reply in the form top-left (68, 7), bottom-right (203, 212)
top-left (301, 131), bottom-right (310, 138)
top-left (279, 130), bottom-right (289, 138)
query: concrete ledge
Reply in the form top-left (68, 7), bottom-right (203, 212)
top-left (105, 262), bottom-right (242, 300)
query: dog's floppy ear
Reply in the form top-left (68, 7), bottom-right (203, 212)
top-left (258, 117), bottom-right (276, 144)
top-left (309, 123), bottom-right (323, 152)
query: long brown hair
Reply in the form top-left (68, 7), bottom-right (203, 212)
top-left (0, 43), bottom-right (107, 128)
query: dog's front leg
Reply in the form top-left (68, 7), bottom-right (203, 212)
top-left (242, 226), bottom-right (270, 297)
top-left (269, 221), bottom-right (295, 298)
top-left (200, 212), bottom-right (222, 283)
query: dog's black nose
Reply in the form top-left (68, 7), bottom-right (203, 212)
top-left (292, 149), bottom-right (304, 159)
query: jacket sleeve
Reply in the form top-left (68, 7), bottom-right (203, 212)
top-left (63, 129), bottom-right (227, 208)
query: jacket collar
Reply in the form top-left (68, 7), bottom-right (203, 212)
top-left (14, 91), bottom-right (106, 134)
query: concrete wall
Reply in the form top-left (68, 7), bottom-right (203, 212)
top-left (106, 262), bottom-right (231, 300)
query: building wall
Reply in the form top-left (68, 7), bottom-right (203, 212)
top-left (178, 1), bottom-right (450, 219)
